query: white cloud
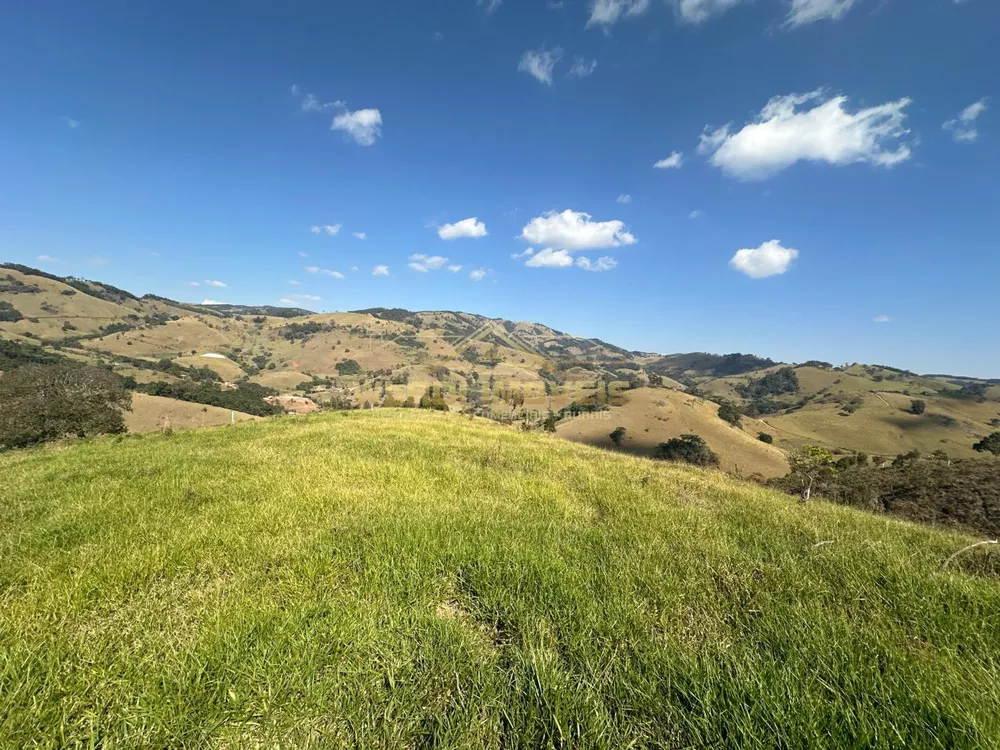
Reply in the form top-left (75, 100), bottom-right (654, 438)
top-left (298, 251), bottom-right (309, 258)
top-left (672, 0), bottom-right (747, 23)
top-left (408, 254), bottom-right (450, 272)
top-left (689, 209), bottom-right (704, 219)
top-left (786, 0), bottom-right (859, 26)
top-left (700, 90), bottom-right (913, 180)
top-left (305, 266), bottom-right (345, 279)
top-left (447, 264), bottom-right (463, 272)
top-left (729, 239), bottom-right (799, 278)
top-left (372, 265), bottom-right (390, 276)
top-left (36, 255), bottom-right (58, 263)
top-left (61, 116), bottom-right (80, 129)
top-left (616, 194), bottom-right (632, 204)
top-left (189, 281), bottom-right (200, 287)
top-left (437, 217), bottom-right (488, 240)
top-left (301, 93), bottom-right (343, 112)
top-left (520, 209), bottom-right (637, 250)
top-left (433, 31), bottom-right (444, 42)
top-left (310, 224), bottom-right (341, 236)
top-left (575, 256), bottom-right (618, 272)
top-left (290, 84), bottom-right (300, 97)
top-left (943, 98), bottom-right (988, 143)
top-left (350, 266), bottom-right (359, 272)
top-left (653, 151), bottom-right (684, 169)
top-left (331, 108), bottom-right (382, 146)
top-left (279, 298), bottom-right (298, 305)
top-left (284, 293), bottom-right (322, 302)
top-left (469, 268), bottom-right (488, 281)
top-left (204, 280), bottom-right (227, 288)
top-left (201, 299), bottom-right (225, 305)
top-left (525, 248), bottom-right (574, 268)
top-left (289, 280), bottom-right (300, 285)
top-left (873, 315), bottom-right (892, 323)
top-left (569, 57), bottom-right (598, 78)
top-left (587, 0), bottom-right (651, 27)
top-left (478, 0), bottom-right (502, 12)
top-left (510, 248), bottom-right (535, 260)
top-left (518, 47), bottom-right (563, 86)
top-left (352, 231), bottom-right (367, 240)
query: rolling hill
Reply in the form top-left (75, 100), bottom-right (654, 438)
top-left (1, 410), bottom-right (998, 747)
top-left (2, 262), bottom-right (998, 475)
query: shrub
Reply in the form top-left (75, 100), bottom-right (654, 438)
top-left (0, 301), bottom-right (24, 322)
top-left (735, 367), bottom-right (800, 400)
top-left (973, 432), bottom-right (1000, 457)
top-left (654, 434), bottom-right (720, 467)
top-left (909, 399), bottom-right (926, 415)
top-left (758, 433), bottom-right (774, 444)
top-left (0, 364), bottom-right (132, 449)
top-left (609, 426), bottom-right (626, 447)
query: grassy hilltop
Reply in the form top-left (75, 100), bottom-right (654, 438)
top-left (1, 411), bottom-right (998, 748)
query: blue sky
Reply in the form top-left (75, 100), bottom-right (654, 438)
top-left (1, 0), bottom-right (997, 376)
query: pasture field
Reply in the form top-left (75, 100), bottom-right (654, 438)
top-left (1, 411), bottom-right (998, 747)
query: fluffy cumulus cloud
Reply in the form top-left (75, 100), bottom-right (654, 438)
top-left (469, 268), bottom-right (488, 281)
top-left (331, 108), bottom-right (382, 146)
top-left (408, 254), bottom-right (450, 272)
top-left (204, 280), bottom-right (227, 288)
top-left (310, 224), bottom-right (341, 236)
top-left (943, 98), bottom-right (988, 143)
top-left (352, 231), bottom-right (367, 240)
top-left (447, 264), bottom-right (463, 272)
top-left (437, 217), bottom-right (488, 240)
top-left (520, 209), bottom-right (636, 250)
top-left (518, 47), bottom-right (563, 85)
top-left (587, 0), bottom-right (650, 26)
top-left (201, 299), bottom-right (225, 305)
top-left (305, 266), bottom-right (346, 279)
top-left (510, 248), bottom-right (535, 260)
top-left (525, 248), bottom-right (574, 268)
top-left (576, 256), bottom-right (618, 272)
top-left (616, 194), bottom-right (632, 204)
top-left (372, 265), bottom-right (390, 276)
top-left (729, 240), bottom-right (799, 278)
top-left (653, 151), bottom-right (684, 169)
top-left (569, 57), bottom-right (598, 78)
top-left (873, 315), bottom-right (892, 323)
top-left (699, 90), bottom-right (913, 180)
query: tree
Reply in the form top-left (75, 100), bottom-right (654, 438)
top-left (609, 426), bottom-right (627, 447)
top-left (653, 434), bottom-right (720, 467)
top-left (717, 401), bottom-right (742, 427)
top-left (647, 372), bottom-right (663, 388)
top-left (335, 359), bottom-right (362, 376)
top-left (758, 432), bottom-right (773, 444)
top-left (973, 432), bottom-right (1000, 457)
top-left (787, 446), bottom-right (836, 502)
top-left (909, 399), bottom-right (926, 415)
top-left (0, 364), bottom-right (132, 450)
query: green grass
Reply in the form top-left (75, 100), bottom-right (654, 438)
top-left (1, 411), bottom-right (999, 748)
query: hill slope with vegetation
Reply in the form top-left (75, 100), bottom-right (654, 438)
top-left (1, 411), bottom-right (998, 747)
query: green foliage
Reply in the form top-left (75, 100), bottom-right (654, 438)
top-left (0, 301), bottom-right (24, 322)
top-left (758, 432), bottom-right (774, 444)
top-left (609, 426), bottom-right (627, 447)
top-left (0, 364), bottom-right (131, 449)
top-left (280, 321), bottom-right (330, 341)
top-left (647, 372), bottom-right (663, 387)
top-left (418, 386), bottom-right (448, 411)
top-left (712, 353), bottom-right (777, 376)
top-left (735, 367), bottom-right (800, 400)
top-left (973, 432), bottom-right (1000, 457)
top-left (335, 359), bottom-right (363, 376)
top-left (717, 401), bottom-right (742, 426)
top-left (460, 347), bottom-right (480, 364)
top-left (0, 339), bottom-right (68, 369)
top-left (0, 274), bottom-right (42, 294)
top-left (135, 381), bottom-right (281, 417)
top-left (909, 399), bottom-right (927, 415)
top-left (653, 434), bottom-right (720, 467)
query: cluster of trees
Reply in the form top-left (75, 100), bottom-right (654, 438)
top-left (0, 301), bottom-right (24, 322)
top-left (0, 364), bottom-right (132, 450)
top-left (335, 359), bottom-right (362, 376)
top-left (133, 380), bottom-right (282, 417)
top-left (735, 367), bottom-right (800, 400)
top-left (772, 445), bottom-right (1000, 538)
top-left (0, 274), bottom-right (42, 294)
top-left (654, 434), bottom-right (720, 467)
